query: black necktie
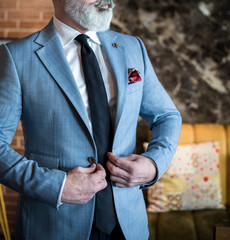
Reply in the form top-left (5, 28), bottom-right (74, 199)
top-left (75, 34), bottom-right (117, 234)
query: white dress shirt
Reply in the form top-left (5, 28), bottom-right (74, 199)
top-left (53, 16), bottom-right (117, 205)
top-left (53, 16), bottom-right (117, 130)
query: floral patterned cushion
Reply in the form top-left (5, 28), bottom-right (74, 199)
top-left (146, 141), bottom-right (225, 212)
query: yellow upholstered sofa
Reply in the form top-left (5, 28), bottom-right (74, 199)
top-left (147, 124), bottom-right (230, 240)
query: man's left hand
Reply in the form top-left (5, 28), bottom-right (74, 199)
top-left (106, 152), bottom-right (156, 188)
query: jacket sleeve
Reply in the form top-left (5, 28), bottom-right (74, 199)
top-left (0, 44), bottom-right (66, 209)
top-left (136, 37), bottom-right (182, 186)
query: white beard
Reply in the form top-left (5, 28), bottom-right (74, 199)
top-left (64, 0), bottom-right (114, 32)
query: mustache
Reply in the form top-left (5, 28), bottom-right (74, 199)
top-left (94, 0), bottom-right (114, 9)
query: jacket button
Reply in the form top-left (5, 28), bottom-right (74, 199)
top-left (88, 157), bottom-right (96, 164)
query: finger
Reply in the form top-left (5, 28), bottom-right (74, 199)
top-left (84, 163), bottom-right (97, 173)
top-left (107, 152), bottom-right (135, 173)
top-left (111, 173), bottom-right (142, 187)
top-left (107, 152), bottom-right (137, 161)
top-left (90, 164), bottom-right (107, 183)
top-left (113, 180), bottom-right (137, 188)
top-left (95, 164), bottom-right (106, 178)
top-left (96, 163), bottom-right (105, 172)
top-left (88, 171), bottom-right (107, 192)
top-left (110, 175), bottom-right (128, 185)
top-left (107, 160), bottom-right (130, 180)
top-left (113, 181), bottom-right (136, 188)
top-left (70, 164), bottom-right (97, 174)
top-left (110, 175), bottom-right (138, 186)
top-left (114, 183), bottom-right (128, 188)
top-left (94, 178), bottom-right (108, 192)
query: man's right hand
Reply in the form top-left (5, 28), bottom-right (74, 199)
top-left (61, 163), bottom-right (107, 204)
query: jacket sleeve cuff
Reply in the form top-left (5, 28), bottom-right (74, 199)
top-left (139, 154), bottom-right (159, 189)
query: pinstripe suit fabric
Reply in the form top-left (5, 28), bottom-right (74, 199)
top-left (0, 20), bottom-right (181, 240)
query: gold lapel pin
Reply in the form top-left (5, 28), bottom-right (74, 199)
top-left (112, 43), bottom-right (119, 48)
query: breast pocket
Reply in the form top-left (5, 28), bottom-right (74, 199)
top-left (127, 82), bottom-right (142, 94)
top-left (29, 152), bottom-right (60, 170)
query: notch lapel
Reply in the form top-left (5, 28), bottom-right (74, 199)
top-left (98, 31), bottom-right (128, 134)
top-left (34, 21), bottom-right (92, 136)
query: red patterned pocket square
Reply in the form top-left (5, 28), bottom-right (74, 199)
top-left (128, 68), bottom-right (142, 84)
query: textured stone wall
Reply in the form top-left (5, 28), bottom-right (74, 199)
top-left (112, 0), bottom-right (230, 125)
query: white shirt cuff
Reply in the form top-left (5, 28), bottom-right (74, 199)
top-left (57, 173), bottom-right (67, 207)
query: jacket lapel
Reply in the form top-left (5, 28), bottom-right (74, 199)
top-left (34, 21), bottom-right (92, 135)
top-left (34, 23), bottom-right (128, 142)
top-left (98, 31), bottom-right (128, 135)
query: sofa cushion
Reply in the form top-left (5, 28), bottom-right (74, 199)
top-left (148, 208), bottom-right (230, 240)
top-left (147, 141), bottom-right (224, 212)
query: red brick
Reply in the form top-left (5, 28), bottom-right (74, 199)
top-left (14, 149), bottom-right (24, 155)
top-left (43, 10), bottom-right (54, 19)
top-left (5, 196), bottom-right (17, 200)
top-left (5, 204), bottom-right (17, 212)
top-left (8, 214), bottom-right (16, 219)
top-left (4, 198), bottom-right (18, 204)
top-left (10, 138), bottom-right (18, 146)
top-left (8, 222), bottom-right (16, 230)
top-left (8, 222), bottom-right (16, 229)
top-left (8, 220), bottom-right (16, 225)
top-left (5, 195), bottom-right (18, 201)
top-left (4, 187), bottom-right (17, 197)
top-left (4, 187), bottom-right (18, 195)
top-left (4, 191), bottom-right (18, 197)
top-left (16, 123), bottom-right (23, 130)
top-left (14, 135), bottom-right (23, 142)
top-left (0, 2), bottom-right (17, 8)
top-left (7, 217), bottom-right (17, 224)
top-left (4, 190), bottom-right (18, 196)
top-left (17, 122), bottom-right (22, 130)
top-left (8, 214), bottom-right (16, 220)
top-left (0, 30), bottom-right (5, 38)
top-left (13, 134), bottom-right (22, 140)
top-left (20, 0), bottom-right (53, 9)
top-left (20, 139), bottom-right (24, 146)
top-left (9, 226), bottom-right (16, 235)
top-left (15, 127), bottom-right (23, 135)
top-left (8, 10), bottom-right (40, 19)
top-left (7, 30), bottom-right (31, 38)
top-left (0, 0), bottom-right (17, 2)
top-left (0, 21), bottom-right (17, 28)
top-left (12, 146), bottom-right (24, 151)
top-left (20, 21), bottom-right (48, 29)
top-left (0, 10), bottom-right (6, 19)
top-left (9, 145), bottom-right (24, 154)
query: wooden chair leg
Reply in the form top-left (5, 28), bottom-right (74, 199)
top-left (0, 185), bottom-right (11, 240)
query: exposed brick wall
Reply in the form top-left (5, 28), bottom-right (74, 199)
top-left (1, 122), bottom-right (24, 235)
top-left (0, 0), bottom-right (54, 39)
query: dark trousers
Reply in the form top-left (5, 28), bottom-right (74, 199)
top-left (89, 223), bottom-right (126, 240)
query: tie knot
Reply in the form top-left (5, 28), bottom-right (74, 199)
top-left (75, 34), bottom-right (88, 46)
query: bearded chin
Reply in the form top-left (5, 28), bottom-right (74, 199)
top-left (65, 0), bottom-right (114, 32)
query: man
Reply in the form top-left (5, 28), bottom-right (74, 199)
top-left (0, 0), bottom-right (181, 239)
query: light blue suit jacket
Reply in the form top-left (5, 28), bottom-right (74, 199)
top-left (0, 20), bottom-right (181, 240)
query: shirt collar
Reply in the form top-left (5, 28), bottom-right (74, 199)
top-left (53, 16), bottom-right (101, 47)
